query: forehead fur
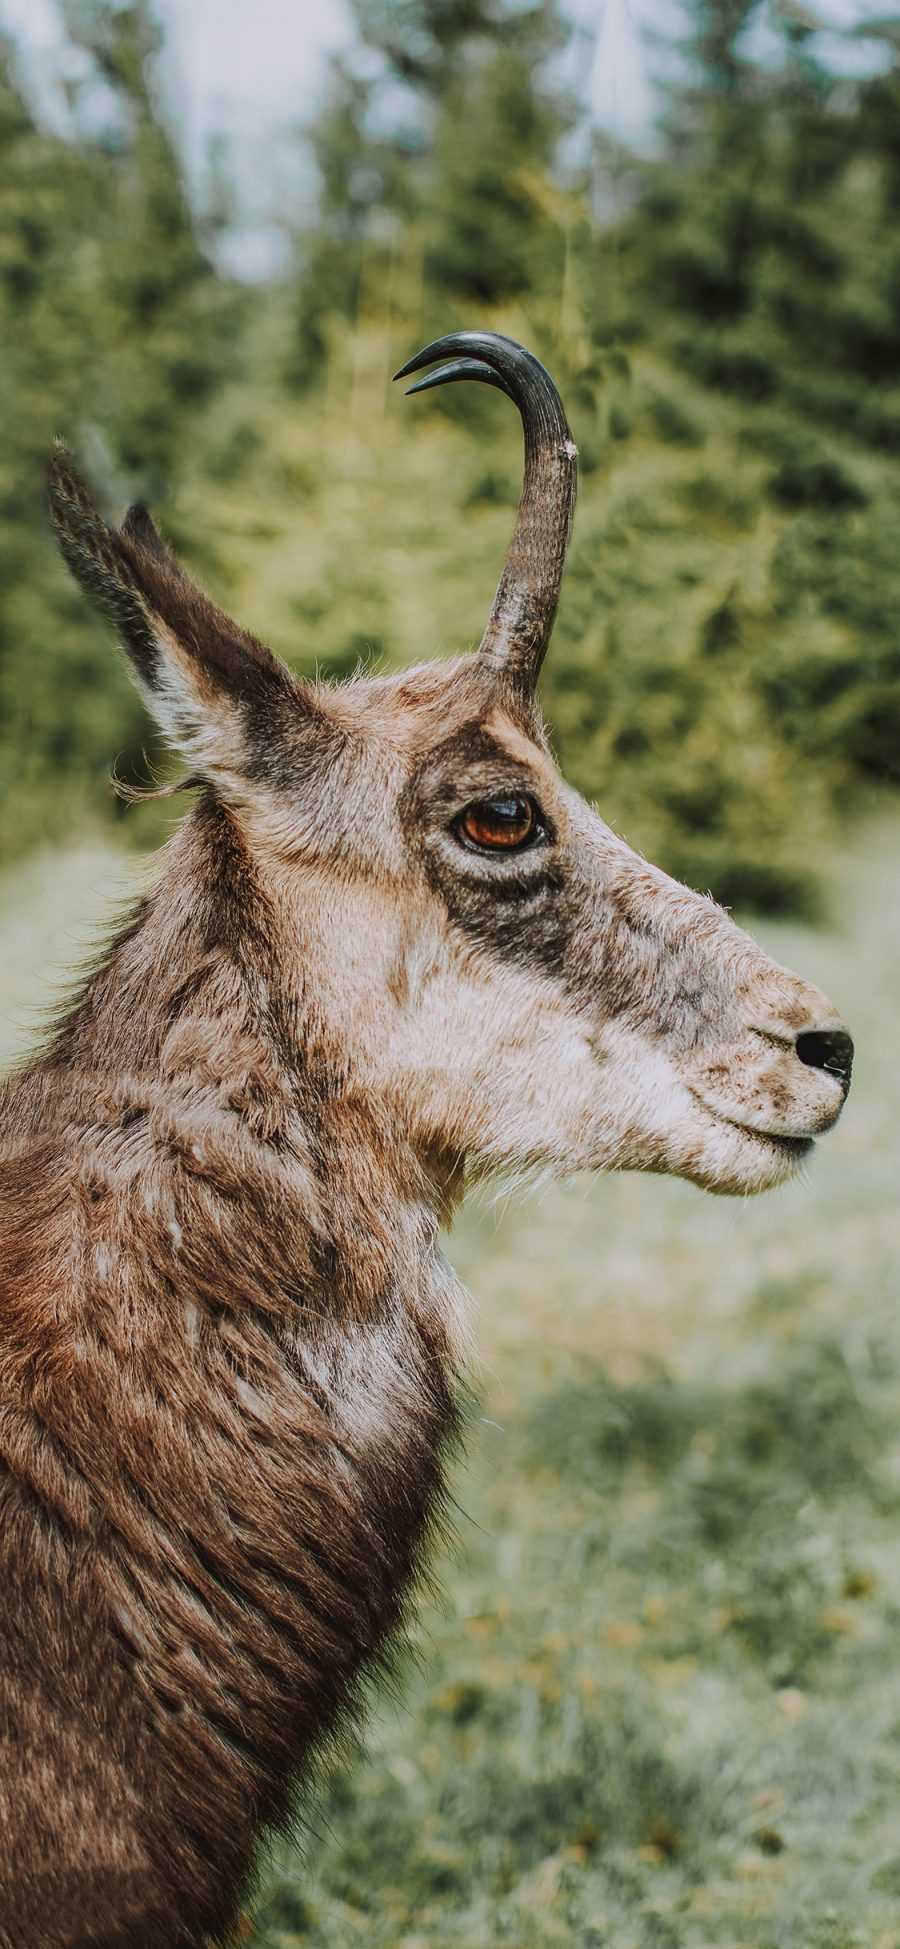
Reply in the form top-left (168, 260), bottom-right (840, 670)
top-left (323, 657), bottom-right (546, 762)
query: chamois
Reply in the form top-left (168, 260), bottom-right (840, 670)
top-left (0, 333), bottom-right (852, 1948)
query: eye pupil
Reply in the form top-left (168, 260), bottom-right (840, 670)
top-left (457, 796), bottom-right (538, 851)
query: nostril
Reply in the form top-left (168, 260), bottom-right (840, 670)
top-left (795, 1026), bottom-right (854, 1083)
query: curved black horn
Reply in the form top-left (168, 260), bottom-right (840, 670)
top-left (394, 331), bottom-right (577, 688)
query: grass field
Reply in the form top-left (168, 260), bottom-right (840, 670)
top-left (1, 814), bottom-right (898, 1949)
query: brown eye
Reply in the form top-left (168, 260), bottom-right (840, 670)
top-left (456, 795), bottom-right (540, 852)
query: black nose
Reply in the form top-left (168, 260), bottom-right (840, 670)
top-left (795, 1026), bottom-right (854, 1084)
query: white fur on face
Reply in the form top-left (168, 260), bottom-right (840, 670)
top-left (375, 953), bottom-right (816, 1197)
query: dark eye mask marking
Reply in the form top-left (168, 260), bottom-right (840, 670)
top-left (401, 719), bottom-right (574, 978)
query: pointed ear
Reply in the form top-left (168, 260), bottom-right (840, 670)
top-left (48, 442), bottom-right (310, 782)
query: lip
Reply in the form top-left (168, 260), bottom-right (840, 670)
top-left (711, 1109), bottom-right (815, 1160)
top-left (737, 1125), bottom-right (814, 1161)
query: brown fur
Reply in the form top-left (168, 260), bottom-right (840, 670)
top-left (0, 448), bottom-right (850, 1947)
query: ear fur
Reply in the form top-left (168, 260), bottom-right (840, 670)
top-left (48, 442), bottom-right (307, 779)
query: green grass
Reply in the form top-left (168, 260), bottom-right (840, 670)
top-left (1, 816), bottom-right (898, 1948)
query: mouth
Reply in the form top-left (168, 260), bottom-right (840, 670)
top-left (713, 1110), bottom-right (814, 1165)
top-left (685, 1108), bottom-right (816, 1196)
top-left (687, 1084), bottom-right (819, 1164)
top-left (679, 1082), bottom-right (817, 1188)
top-left (737, 1125), bottom-right (814, 1162)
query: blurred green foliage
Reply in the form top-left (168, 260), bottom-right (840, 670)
top-left (3, 0), bottom-right (900, 913)
top-left (0, 2), bottom-right (243, 852)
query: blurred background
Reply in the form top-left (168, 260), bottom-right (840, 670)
top-left (2, 1), bottom-right (900, 1943)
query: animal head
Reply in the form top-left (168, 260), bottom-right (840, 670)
top-left (49, 332), bottom-right (852, 1197)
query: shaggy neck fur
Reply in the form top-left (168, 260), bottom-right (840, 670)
top-left (0, 799), bottom-right (463, 1949)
